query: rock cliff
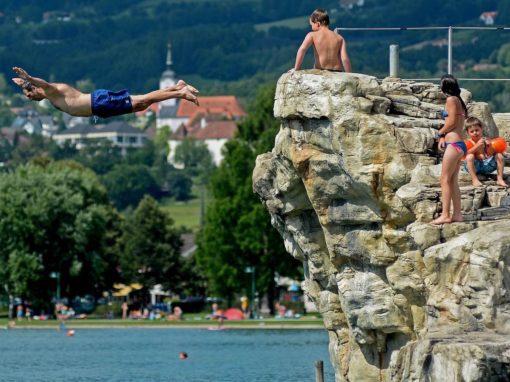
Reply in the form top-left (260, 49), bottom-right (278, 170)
top-left (253, 71), bottom-right (510, 381)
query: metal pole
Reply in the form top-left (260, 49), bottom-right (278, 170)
top-left (56, 272), bottom-right (61, 302)
top-left (315, 360), bottom-right (324, 382)
top-left (251, 268), bottom-right (255, 318)
top-left (200, 184), bottom-right (205, 227)
top-left (389, 44), bottom-right (399, 77)
top-left (8, 294), bottom-right (13, 320)
top-left (448, 26), bottom-right (453, 74)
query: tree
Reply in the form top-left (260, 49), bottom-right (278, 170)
top-left (101, 163), bottom-right (160, 210)
top-left (74, 140), bottom-right (122, 175)
top-left (498, 0), bottom-right (510, 24)
top-left (0, 161), bottom-right (122, 309)
top-left (173, 138), bottom-right (215, 177)
top-left (9, 133), bottom-right (48, 168)
top-left (154, 125), bottom-right (171, 157)
top-left (195, 85), bottom-right (302, 310)
top-left (166, 170), bottom-right (193, 201)
top-left (118, 196), bottom-right (183, 297)
top-left (0, 136), bottom-right (12, 165)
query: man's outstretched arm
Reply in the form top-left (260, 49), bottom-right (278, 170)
top-left (12, 67), bottom-right (55, 91)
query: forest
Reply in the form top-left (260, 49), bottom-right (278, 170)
top-left (0, 0), bottom-right (509, 109)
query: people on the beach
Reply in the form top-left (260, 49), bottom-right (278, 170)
top-left (240, 296), bottom-right (249, 318)
top-left (291, 9), bottom-right (351, 73)
top-left (167, 306), bottom-right (183, 321)
top-left (210, 302), bottom-right (225, 327)
top-left (464, 116), bottom-right (508, 188)
top-left (431, 74), bottom-right (468, 225)
top-left (121, 302), bottom-right (129, 320)
top-left (12, 66), bottom-right (199, 118)
top-left (16, 305), bottom-right (23, 321)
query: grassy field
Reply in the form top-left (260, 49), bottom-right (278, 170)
top-left (0, 317), bottom-right (324, 329)
top-left (254, 15), bottom-right (308, 32)
top-left (160, 198), bottom-right (203, 231)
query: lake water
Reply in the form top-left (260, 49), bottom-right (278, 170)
top-left (0, 328), bottom-right (335, 382)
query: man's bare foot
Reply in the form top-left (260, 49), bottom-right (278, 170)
top-left (180, 86), bottom-right (199, 105)
top-left (176, 80), bottom-right (199, 94)
top-left (471, 180), bottom-right (483, 187)
top-left (497, 180), bottom-right (508, 188)
top-left (12, 67), bottom-right (29, 80)
top-left (430, 215), bottom-right (452, 225)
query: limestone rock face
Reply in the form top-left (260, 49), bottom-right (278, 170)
top-left (253, 71), bottom-right (510, 381)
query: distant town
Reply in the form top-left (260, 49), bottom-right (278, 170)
top-left (1, 43), bottom-right (246, 168)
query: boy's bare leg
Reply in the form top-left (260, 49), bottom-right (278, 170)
top-left (465, 154), bottom-right (483, 187)
top-left (495, 153), bottom-right (508, 187)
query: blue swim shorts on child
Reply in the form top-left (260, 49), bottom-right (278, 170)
top-left (463, 156), bottom-right (497, 175)
top-left (91, 89), bottom-right (133, 118)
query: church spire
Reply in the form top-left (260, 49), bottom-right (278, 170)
top-left (166, 42), bottom-right (173, 69)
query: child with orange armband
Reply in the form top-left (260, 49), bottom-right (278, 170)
top-left (463, 116), bottom-right (508, 188)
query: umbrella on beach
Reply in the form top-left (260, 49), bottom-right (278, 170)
top-left (223, 308), bottom-right (245, 320)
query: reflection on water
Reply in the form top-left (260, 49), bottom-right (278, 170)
top-left (0, 328), bottom-right (335, 382)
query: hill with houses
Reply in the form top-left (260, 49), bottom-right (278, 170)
top-left (0, 0), bottom-right (509, 108)
top-left (2, 0), bottom-right (510, 170)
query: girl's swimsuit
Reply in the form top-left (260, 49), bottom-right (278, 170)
top-left (442, 110), bottom-right (466, 118)
top-left (441, 109), bottom-right (467, 155)
top-left (446, 141), bottom-right (468, 155)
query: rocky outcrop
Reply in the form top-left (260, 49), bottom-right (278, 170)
top-left (253, 70), bottom-right (510, 381)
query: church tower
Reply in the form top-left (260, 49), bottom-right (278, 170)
top-left (160, 42), bottom-right (177, 107)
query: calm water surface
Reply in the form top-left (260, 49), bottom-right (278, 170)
top-left (0, 328), bottom-right (335, 382)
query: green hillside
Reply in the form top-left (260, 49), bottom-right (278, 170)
top-left (1, 0), bottom-right (509, 109)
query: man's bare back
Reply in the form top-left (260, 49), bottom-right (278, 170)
top-left (12, 66), bottom-right (199, 118)
top-left (293, 9), bottom-right (351, 73)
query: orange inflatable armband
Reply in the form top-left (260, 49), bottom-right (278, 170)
top-left (464, 139), bottom-right (474, 152)
top-left (491, 137), bottom-right (508, 154)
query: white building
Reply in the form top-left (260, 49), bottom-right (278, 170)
top-left (11, 107), bottom-right (58, 137)
top-left (53, 121), bottom-right (147, 154)
top-left (480, 11), bottom-right (497, 26)
top-left (168, 114), bottom-right (238, 167)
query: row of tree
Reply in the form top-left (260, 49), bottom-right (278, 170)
top-left (0, 128), bottom-right (215, 209)
top-left (0, 161), bottom-right (198, 313)
top-left (196, 85), bottom-right (302, 309)
top-left (0, 83), bottom-right (302, 315)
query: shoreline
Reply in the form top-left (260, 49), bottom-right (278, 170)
top-left (4, 323), bottom-right (325, 330)
top-left (1, 318), bottom-right (325, 330)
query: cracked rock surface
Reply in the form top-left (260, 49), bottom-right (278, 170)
top-left (253, 71), bottom-right (510, 381)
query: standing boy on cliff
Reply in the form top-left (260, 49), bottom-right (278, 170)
top-left (291, 9), bottom-right (352, 73)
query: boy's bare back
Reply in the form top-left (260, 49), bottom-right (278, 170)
top-left (310, 29), bottom-right (345, 71)
top-left (293, 9), bottom-right (351, 73)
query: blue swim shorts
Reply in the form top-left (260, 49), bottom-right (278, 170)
top-left (91, 89), bottom-right (133, 118)
top-left (463, 156), bottom-right (497, 175)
